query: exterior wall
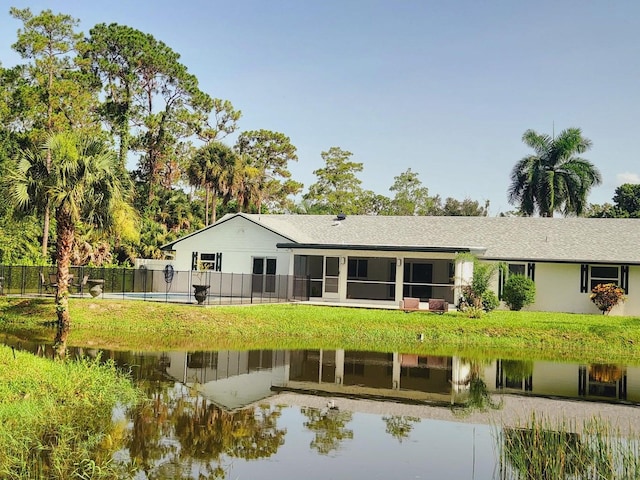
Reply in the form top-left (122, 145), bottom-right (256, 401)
top-left (528, 263), bottom-right (598, 314)
top-left (170, 216), bottom-right (292, 274)
top-left (624, 266), bottom-right (640, 315)
top-left (489, 262), bottom-right (639, 316)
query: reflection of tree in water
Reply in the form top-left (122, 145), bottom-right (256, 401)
top-left (382, 415), bottom-right (421, 443)
top-left (453, 359), bottom-right (502, 417)
top-left (127, 381), bottom-right (175, 476)
top-left (174, 397), bottom-right (286, 461)
top-left (125, 383), bottom-right (286, 479)
top-left (301, 406), bottom-right (354, 455)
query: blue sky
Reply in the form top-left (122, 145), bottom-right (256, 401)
top-left (2, 0), bottom-right (639, 215)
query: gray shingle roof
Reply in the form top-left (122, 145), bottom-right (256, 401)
top-left (232, 214), bottom-right (640, 264)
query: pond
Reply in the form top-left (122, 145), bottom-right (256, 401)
top-left (5, 339), bottom-right (640, 479)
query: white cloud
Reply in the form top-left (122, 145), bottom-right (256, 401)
top-left (616, 172), bottom-right (640, 185)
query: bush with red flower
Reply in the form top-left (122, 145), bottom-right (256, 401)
top-left (590, 283), bottom-right (626, 314)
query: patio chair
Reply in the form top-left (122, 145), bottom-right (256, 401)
top-left (73, 275), bottom-right (89, 296)
top-left (41, 272), bottom-right (57, 294)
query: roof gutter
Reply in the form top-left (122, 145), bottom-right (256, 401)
top-left (276, 243), bottom-right (484, 254)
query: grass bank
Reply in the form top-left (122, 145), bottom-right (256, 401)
top-left (0, 344), bottom-right (140, 479)
top-left (1, 297), bottom-right (640, 364)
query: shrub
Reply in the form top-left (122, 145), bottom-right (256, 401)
top-left (464, 305), bottom-right (484, 319)
top-left (503, 275), bottom-right (536, 311)
top-left (482, 290), bottom-right (500, 312)
top-left (459, 288), bottom-right (499, 314)
top-left (456, 256), bottom-right (499, 316)
top-left (590, 283), bottom-right (626, 314)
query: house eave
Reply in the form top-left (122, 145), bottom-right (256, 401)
top-left (276, 243), bottom-right (482, 254)
top-left (483, 256), bottom-right (640, 266)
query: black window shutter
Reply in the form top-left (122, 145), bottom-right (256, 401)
top-left (215, 252), bottom-right (222, 272)
top-left (191, 252), bottom-right (198, 271)
top-left (527, 263), bottom-right (535, 282)
top-left (580, 264), bottom-right (589, 293)
top-left (498, 267), bottom-right (504, 300)
top-left (621, 265), bottom-right (629, 294)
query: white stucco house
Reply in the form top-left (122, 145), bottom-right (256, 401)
top-left (161, 213), bottom-right (640, 316)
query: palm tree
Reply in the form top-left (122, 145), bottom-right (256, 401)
top-left (187, 142), bottom-right (237, 224)
top-left (226, 153), bottom-right (260, 213)
top-left (9, 131), bottom-right (132, 348)
top-left (508, 128), bottom-right (602, 217)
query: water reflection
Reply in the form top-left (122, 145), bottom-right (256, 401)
top-left (4, 339), bottom-right (640, 408)
top-left (453, 359), bottom-right (504, 417)
top-left (5, 338), bottom-right (640, 479)
top-left (120, 381), bottom-right (287, 479)
top-left (382, 415), bottom-right (421, 443)
top-left (302, 406), bottom-right (354, 455)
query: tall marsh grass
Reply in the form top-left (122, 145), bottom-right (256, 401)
top-left (496, 413), bottom-right (640, 479)
top-left (0, 345), bottom-right (140, 479)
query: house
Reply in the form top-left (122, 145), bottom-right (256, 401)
top-left (162, 213), bottom-right (640, 315)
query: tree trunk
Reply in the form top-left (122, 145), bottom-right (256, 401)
top-left (43, 51), bottom-right (54, 257)
top-left (118, 88), bottom-right (131, 170)
top-left (204, 186), bottom-right (210, 226)
top-left (54, 321), bottom-right (69, 359)
top-left (211, 195), bottom-right (217, 224)
top-left (55, 206), bottom-right (74, 336)
top-left (42, 197), bottom-right (50, 257)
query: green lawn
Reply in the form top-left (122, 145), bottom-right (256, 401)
top-left (1, 297), bottom-right (640, 364)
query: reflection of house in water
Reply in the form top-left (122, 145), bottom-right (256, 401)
top-left (160, 349), bottom-right (470, 408)
top-left (155, 349), bottom-right (640, 410)
top-left (162, 350), bottom-right (289, 410)
top-left (487, 360), bottom-right (638, 403)
top-left (286, 350), bottom-right (463, 405)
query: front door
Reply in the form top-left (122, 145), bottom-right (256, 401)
top-left (323, 257), bottom-right (340, 299)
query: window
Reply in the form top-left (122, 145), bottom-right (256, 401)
top-left (200, 253), bottom-right (222, 271)
top-left (580, 264), bottom-right (626, 293)
top-left (498, 263), bottom-right (534, 299)
top-left (403, 261), bottom-right (433, 300)
top-left (252, 257), bottom-right (277, 293)
top-left (580, 264), bottom-right (629, 294)
top-left (346, 257), bottom-right (395, 301)
top-left (590, 266), bottom-right (619, 291)
top-left (508, 263), bottom-right (525, 276)
top-left (348, 258), bottom-right (368, 279)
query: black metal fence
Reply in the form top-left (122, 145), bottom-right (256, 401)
top-left (0, 265), bottom-right (310, 305)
